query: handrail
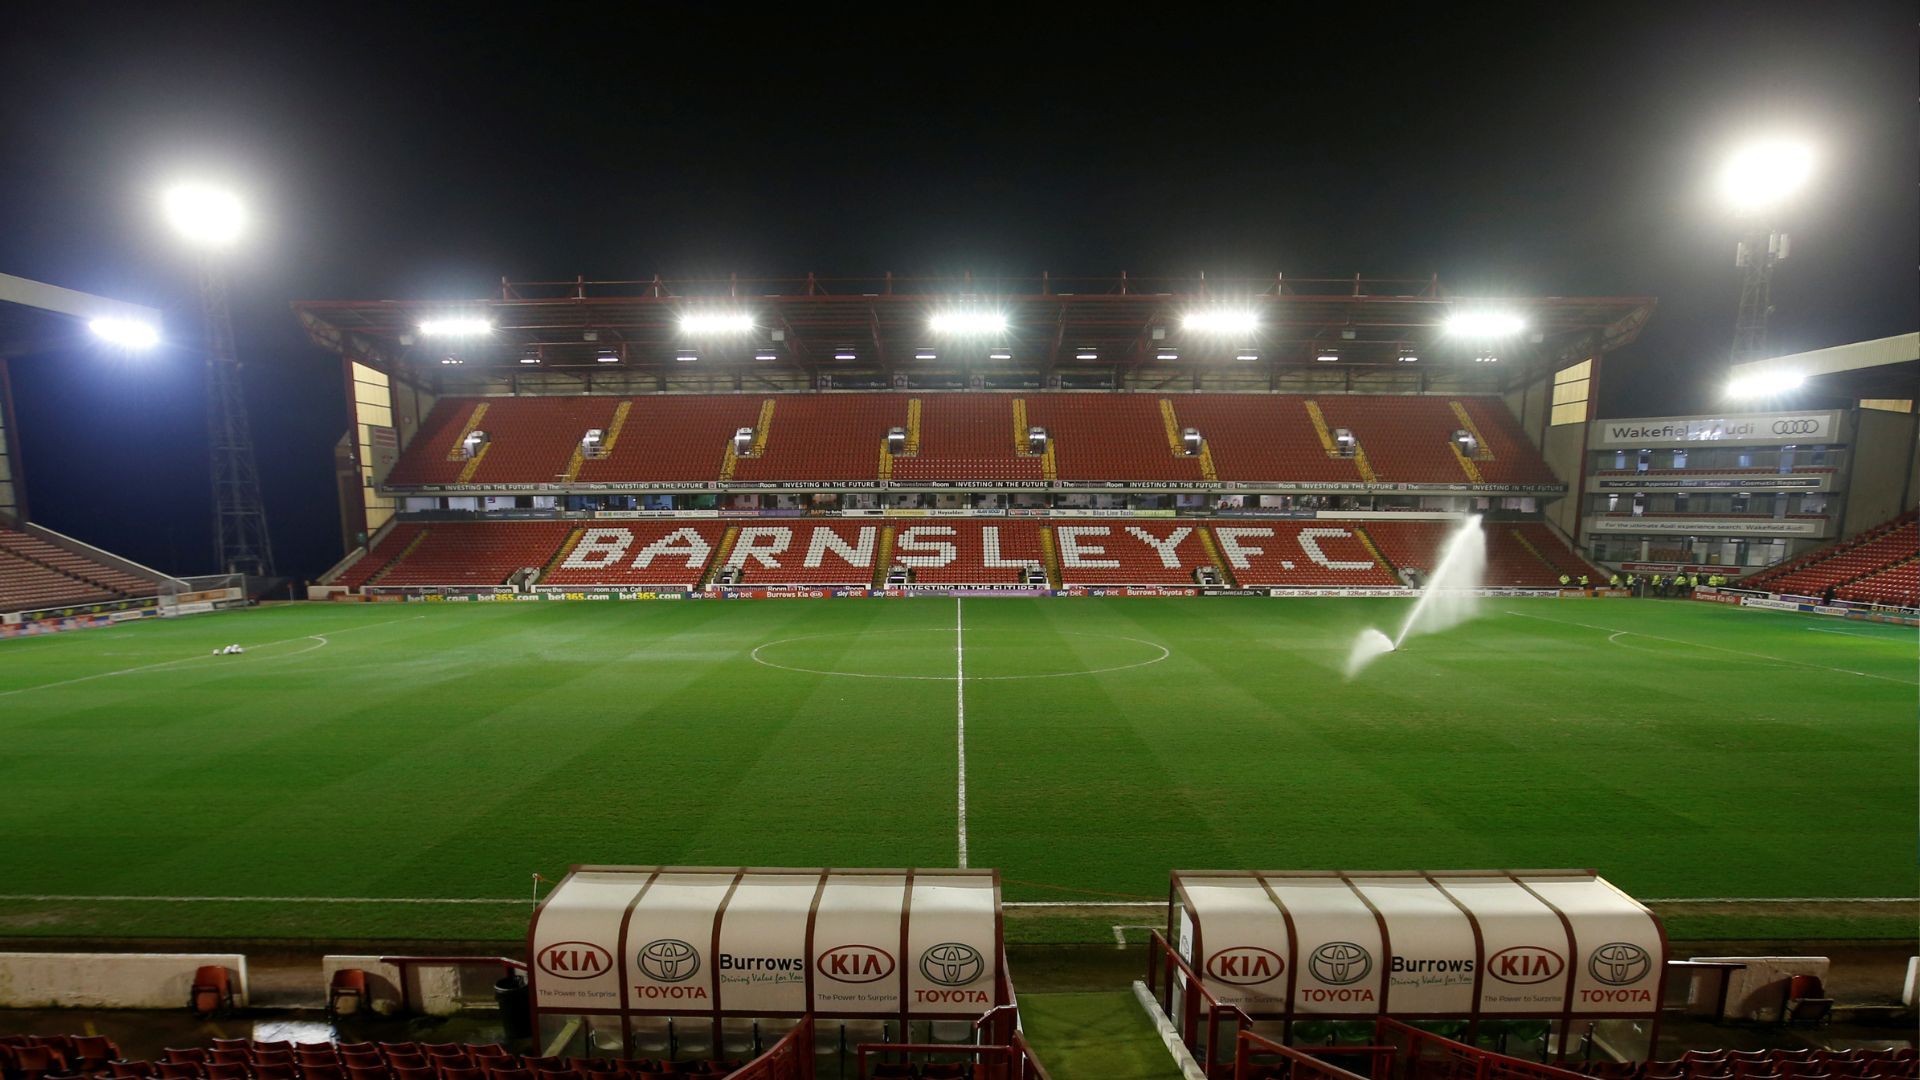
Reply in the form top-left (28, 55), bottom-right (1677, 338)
top-left (1233, 1031), bottom-right (1376, 1080)
top-left (1376, 1017), bottom-right (1589, 1080)
top-left (856, 1040), bottom-right (1048, 1080)
top-left (1146, 929), bottom-right (1254, 1077)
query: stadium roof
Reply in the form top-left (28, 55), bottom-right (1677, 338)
top-left (0, 273), bottom-right (162, 360)
top-left (293, 274), bottom-right (1655, 387)
top-left (1730, 332), bottom-right (1919, 404)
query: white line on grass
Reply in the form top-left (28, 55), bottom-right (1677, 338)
top-left (0, 894), bottom-right (524, 905)
top-left (1503, 610), bottom-right (1918, 685)
top-left (0, 616), bottom-right (426, 699)
top-left (955, 596), bottom-right (968, 870)
top-left (0, 893), bottom-right (1906, 907)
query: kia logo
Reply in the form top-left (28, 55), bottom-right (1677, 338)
top-left (1588, 942), bottom-right (1651, 986)
top-left (537, 941), bottom-right (612, 980)
top-left (1206, 946), bottom-right (1285, 986)
top-left (1308, 942), bottom-right (1372, 985)
top-left (818, 944), bottom-right (896, 984)
top-left (1488, 945), bottom-right (1565, 985)
top-left (919, 942), bottom-right (984, 987)
top-left (637, 939), bottom-right (700, 983)
top-left (1771, 419), bottom-right (1818, 435)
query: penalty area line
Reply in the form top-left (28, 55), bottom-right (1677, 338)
top-left (1503, 610), bottom-right (1918, 685)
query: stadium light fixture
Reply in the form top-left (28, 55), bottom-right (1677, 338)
top-left (518, 349), bottom-right (541, 365)
top-left (595, 348), bottom-right (620, 363)
top-left (928, 311), bottom-right (1008, 336)
top-left (833, 351), bottom-right (857, 360)
top-left (161, 183), bottom-right (246, 247)
top-left (1182, 309), bottom-right (1261, 335)
top-left (754, 351), bottom-right (777, 361)
top-left (1726, 369), bottom-right (1806, 398)
top-left (89, 317), bottom-right (160, 350)
top-left (1235, 352), bottom-right (1258, 361)
top-left (1442, 310), bottom-right (1526, 338)
top-left (419, 316), bottom-right (494, 338)
top-left (1316, 353), bottom-right (1340, 363)
top-left (679, 311), bottom-right (756, 335)
top-left (1719, 138), bottom-right (1815, 214)
top-left (914, 351), bottom-right (936, 361)
top-left (988, 350), bottom-right (1012, 361)
top-left (1156, 351), bottom-right (1179, 361)
top-left (1075, 352), bottom-right (1098, 361)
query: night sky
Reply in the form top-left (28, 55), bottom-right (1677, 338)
top-left (1, 4), bottom-right (1913, 580)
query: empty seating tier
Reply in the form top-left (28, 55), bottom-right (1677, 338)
top-left (382, 393), bottom-right (1560, 489)
top-left (0, 526), bottom-right (159, 612)
top-left (1746, 511), bottom-right (1919, 600)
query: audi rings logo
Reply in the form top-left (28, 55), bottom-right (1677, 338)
top-left (1771, 419), bottom-right (1820, 435)
top-left (1588, 942), bottom-right (1652, 986)
top-left (637, 939), bottom-right (700, 982)
top-left (1308, 942), bottom-right (1372, 985)
top-left (919, 942), bottom-right (985, 986)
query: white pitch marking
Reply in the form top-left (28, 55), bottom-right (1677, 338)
top-left (1111, 923), bottom-right (1162, 947)
top-left (1504, 610), bottom-right (1917, 685)
top-left (955, 596), bottom-right (968, 870)
top-left (0, 893), bottom-right (523, 905)
top-left (748, 627), bottom-right (1170, 681)
top-left (0, 616), bottom-right (425, 699)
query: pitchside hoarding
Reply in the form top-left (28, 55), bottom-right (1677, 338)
top-left (1591, 411), bottom-right (1840, 448)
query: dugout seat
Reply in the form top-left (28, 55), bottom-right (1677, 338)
top-left (1782, 973), bottom-right (1833, 1025)
top-left (188, 966), bottom-right (235, 1017)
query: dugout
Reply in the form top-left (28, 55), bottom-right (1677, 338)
top-left (1152, 870), bottom-right (1668, 1066)
top-left (527, 866), bottom-right (1010, 1066)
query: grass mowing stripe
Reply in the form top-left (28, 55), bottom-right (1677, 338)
top-left (1503, 608), bottom-right (1919, 684)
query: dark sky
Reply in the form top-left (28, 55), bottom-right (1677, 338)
top-left (1, 3), bottom-right (1913, 580)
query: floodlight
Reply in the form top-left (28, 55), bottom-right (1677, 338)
top-left (1442, 310), bottom-right (1526, 338)
top-left (1075, 352), bottom-right (1098, 360)
top-left (1156, 351), bottom-right (1179, 361)
top-left (913, 351), bottom-right (936, 361)
top-left (1235, 353), bottom-right (1258, 361)
top-left (676, 353), bottom-right (699, 363)
top-left (1316, 353), bottom-right (1340, 363)
top-left (833, 352), bottom-right (857, 360)
top-left (988, 350), bottom-right (1012, 361)
top-left (595, 348), bottom-right (620, 363)
top-left (1182, 309), bottom-right (1260, 335)
top-left (419, 317), bottom-right (493, 337)
top-left (679, 311), bottom-right (756, 334)
top-left (1720, 138), bottom-right (1815, 213)
top-left (754, 352), bottom-right (777, 361)
top-left (1726, 369), bottom-right (1805, 398)
top-left (928, 311), bottom-right (1008, 336)
top-left (89, 317), bottom-right (159, 349)
top-left (162, 183), bottom-right (245, 247)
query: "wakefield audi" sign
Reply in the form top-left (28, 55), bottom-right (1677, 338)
top-left (1592, 410), bottom-right (1838, 448)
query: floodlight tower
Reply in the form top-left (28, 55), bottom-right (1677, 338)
top-left (164, 183), bottom-right (275, 577)
top-left (1720, 139), bottom-right (1813, 365)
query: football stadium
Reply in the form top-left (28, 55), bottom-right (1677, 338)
top-left (1, 11), bottom-right (1917, 1080)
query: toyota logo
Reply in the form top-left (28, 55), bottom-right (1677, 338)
top-left (1771, 419), bottom-right (1819, 435)
top-left (1308, 942), bottom-right (1372, 985)
top-left (1588, 942), bottom-right (1651, 986)
top-left (919, 942), bottom-right (985, 987)
top-left (637, 938), bottom-right (700, 983)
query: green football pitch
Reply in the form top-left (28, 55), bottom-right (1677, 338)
top-left (0, 597), bottom-right (1912, 943)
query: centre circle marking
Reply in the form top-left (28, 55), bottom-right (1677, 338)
top-left (749, 627), bottom-right (1171, 681)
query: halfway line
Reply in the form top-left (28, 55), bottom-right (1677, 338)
top-left (955, 596), bottom-right (968, 869)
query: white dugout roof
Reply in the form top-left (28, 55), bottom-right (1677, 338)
top-left (528, 866), bottom-right (1006, 1022)
top-left (1170, 870), bottom-right (1666, 1021)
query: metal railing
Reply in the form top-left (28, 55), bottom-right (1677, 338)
top-left (1146, 929), bottom-right (1255, 1077)
top-left (1232, 1030), bottom-right (1380, 1080)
